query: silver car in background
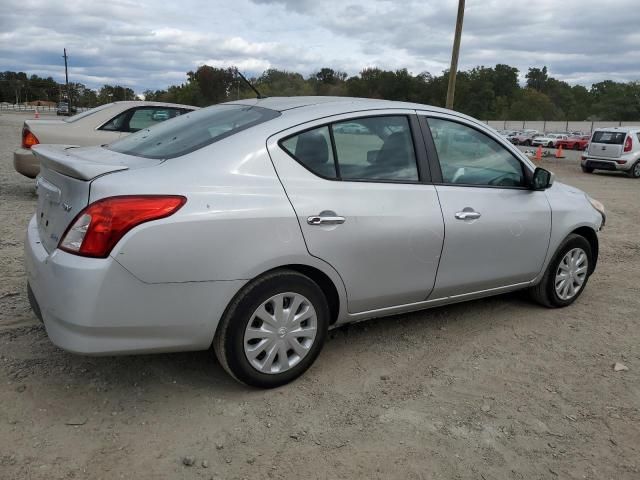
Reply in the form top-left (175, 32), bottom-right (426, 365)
top-left (25, 97), bottom-right (606, 387)
top-left (581, 126), bottom-right (640, 178)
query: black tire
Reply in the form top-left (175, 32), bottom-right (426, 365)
top-left (548, 142), bottom-right (554, 148)
top-left (213, 269), bottom-right (329, 388)
top-left (628, 161), bottom-right (640, 178)
top-left (581, 165), bottom-right (594, 173)
top-left (573, 143), bottom-right (580, 150)
top-left (525, 140), bottom-right (531, 146)
top-left (529, 234), bottom-right (593, 308)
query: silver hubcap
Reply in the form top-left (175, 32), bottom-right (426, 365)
top-left (634, 162), bottom-right (640, 176)
top-left (243, 292), bottom-right (318, 374)
top-left (555, 248), bottom-right (588, 300)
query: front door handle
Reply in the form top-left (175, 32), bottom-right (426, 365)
top-left (307, 212), bottom-right (346, 225)
top-left (455, 210), bottom-right (481, 220)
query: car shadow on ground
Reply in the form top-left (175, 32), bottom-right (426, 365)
top-left (4, 291), bottom-right (536, 396)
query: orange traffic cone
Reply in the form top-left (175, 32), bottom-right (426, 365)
top-left (34, 108), bottom-right (40, 119)
top-left (535, 145), bottom-right (542, 161)
top-left (555, 144), bottom-right (564, 158)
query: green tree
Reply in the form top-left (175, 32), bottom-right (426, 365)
top-left (508, 89), bottom-right (559, 120)
top-left (526, 66), bottom-right (549, 91)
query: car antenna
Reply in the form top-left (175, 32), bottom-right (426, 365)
top-left (235, 68), bottom-right (267, 99)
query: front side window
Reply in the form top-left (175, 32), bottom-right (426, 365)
top-left (281, 115), bottom-right (419, 182)
top-left (428, 118), bottom-right (524, 187)
top-left (107, 105), bottom-right (280, 159)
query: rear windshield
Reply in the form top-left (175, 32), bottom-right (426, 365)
top-left (591, 131), bottom-right (626, 144)
top-left (107, 104), bottom-right (280, 159)
top-left (63, 103), bottom-right (114, 123)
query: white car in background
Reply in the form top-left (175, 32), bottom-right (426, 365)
top-left (532, 133), bottom-right (568, 148)
top-left (14, 101), bottom-right (197, 178)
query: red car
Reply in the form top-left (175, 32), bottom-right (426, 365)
top-left (557, 135), bottom-right (590, 150)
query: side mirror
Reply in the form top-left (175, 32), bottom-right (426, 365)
top-left (531, 167), bottom-right (554, 190)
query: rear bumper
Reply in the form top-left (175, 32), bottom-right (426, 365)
top-left (581, 157), bottom-right (630, 172)
top-left (24, 215), bottom-right (245, 355)
top-left (14, 148), bottom-right (40, 178)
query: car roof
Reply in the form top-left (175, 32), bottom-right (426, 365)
top-left (111, 101), bottom-right (198, 109)
top-left (593, 126), bottom-right (640, 132)
top-left (222, 96), bottom-right (480, 123)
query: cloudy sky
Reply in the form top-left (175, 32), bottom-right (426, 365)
top-left (2, 0), bottom-right (640, 93)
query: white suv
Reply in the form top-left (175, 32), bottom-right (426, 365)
top-left (581, 127), bottom-right (640, 178)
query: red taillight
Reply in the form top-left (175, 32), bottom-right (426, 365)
top-left (22, 128), bottom-right (39, 149)
top-left (624, 136), bottom-right (632, 152)
top-left (59, 195), bottom-right (186, 258)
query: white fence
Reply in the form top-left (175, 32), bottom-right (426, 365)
top-left (484, 120), bottom-right (640, 134)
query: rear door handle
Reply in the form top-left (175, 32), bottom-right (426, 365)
top-left (455, 210), bottom-right (481, 220)
top-left (307, 213), bottom-right (346, 225)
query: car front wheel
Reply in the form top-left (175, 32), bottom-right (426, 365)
top-left (214, 269), bottom-right (329, 388)
top-left (529, 234), bottom-right (593, 308)
top-left (581, 165), bottom-right (594, 173)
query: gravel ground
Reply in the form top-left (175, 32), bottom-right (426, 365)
top-left (1, 111), bottom-right (638, 479)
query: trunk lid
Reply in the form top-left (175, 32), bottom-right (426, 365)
top-left (588, 131), bottom-right (626, 158)
top-left (32, 144), bottom-right (163, 253)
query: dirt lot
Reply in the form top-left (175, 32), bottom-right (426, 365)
top-left (1, 112), bottom-right (638, 479)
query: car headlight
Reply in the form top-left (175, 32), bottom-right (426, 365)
top-left (586, 194), bottom-right (606, 228)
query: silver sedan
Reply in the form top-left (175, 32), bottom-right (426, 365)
top-left (25, 97), bottom-right (606, 387)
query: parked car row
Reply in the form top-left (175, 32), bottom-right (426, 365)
top-left (496, 126), bottom-right (640, 178)
top-left (497, 129), bottom-right (590, 150)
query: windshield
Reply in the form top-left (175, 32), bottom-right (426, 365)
top-left (107, 104), bottom-right (281, 159)
top-left (64, 103), bottom-right (114, 123)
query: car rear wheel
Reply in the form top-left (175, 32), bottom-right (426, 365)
top-left (525, 140), bottom-right (531, 146)
top-left (529, 234), bottom-right (592, 308)
top-left (213, 269), bottom-right (329, 388)
top-left (628, 161), bottom-right (640, 178)
top-left (573, 144), bottom-right (580, 150)
top-left (548, 142), bottom-right (554, 148)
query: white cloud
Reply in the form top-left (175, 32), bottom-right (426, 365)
top-left (1, 0), bottom-right (639, 94)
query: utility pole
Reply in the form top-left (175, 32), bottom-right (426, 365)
top-left (445, 0), bottom-right (465, 110)
top-left (63, 48), bottom-right (70, 109)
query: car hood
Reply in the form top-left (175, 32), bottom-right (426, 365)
top-left (553, 181), bottom-right (584, 195)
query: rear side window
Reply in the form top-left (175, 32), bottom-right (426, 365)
top-left (281, 127), bottom-right (337, 179)
top-left (108, 105), bottom-right (280, 159)
top-left (592, 131), bottom-right (626, 144)
top-left (333, 117), bottom-right (418, 181)
top-left (280, 115), bottom-right (419, 182)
